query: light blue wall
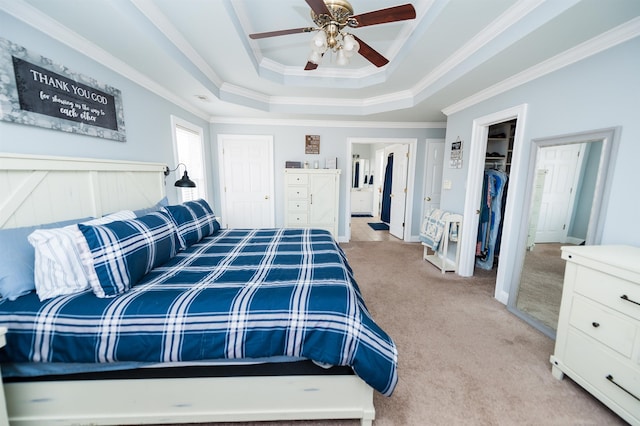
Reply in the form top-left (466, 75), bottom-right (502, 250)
top-left (0, 11), bottom-right (211, 205)
top-left (210, 123), bottom-right (446, 238)
top-left (442, 37), bottom-right (640, 247)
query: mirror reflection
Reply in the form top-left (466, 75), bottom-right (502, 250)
top-left (515, 140), bottom-right (603, 333)
top-left (351, 145), bottom-right (376, 220)
top-left (352, 157), bottom-right (370, 188)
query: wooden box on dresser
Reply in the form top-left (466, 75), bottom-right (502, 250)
top-left (284, 169), bottom-right (341, 239)
top-left (551, 245), bottom-right (640, 425)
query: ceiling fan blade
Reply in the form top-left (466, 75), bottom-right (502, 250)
top-left (351, 4), bottom-right (416, 28)
top-left (305, 0), bottom-right (332, 17)
top-left (305, 61), bottom-right (319, 71)
top-left (353, 35), bottom-right (389, 67)
top-left (249, 27), bottom-right (314, 39)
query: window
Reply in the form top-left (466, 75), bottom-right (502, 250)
top-left (172, 117), bottom-right (206, 202)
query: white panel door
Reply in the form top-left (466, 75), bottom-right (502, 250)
top-left (389, 144), bottom-right (409, 239)
top-left (535, 144), bottom-right (582, 243)
top-left (218, 135), bottom-right (274, 228)
top-left (423, 139), bottom-right (445, 215)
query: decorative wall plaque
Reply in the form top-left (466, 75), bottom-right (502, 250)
top-left (305, 134), bottom-right (320, 154)
top-left (0, 37), bottom-right (126, 141)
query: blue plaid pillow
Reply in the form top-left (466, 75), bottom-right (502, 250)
top-left (78, 211), bottom-right (181, 298)
top-left (164, 199), bottom-right (220, 249)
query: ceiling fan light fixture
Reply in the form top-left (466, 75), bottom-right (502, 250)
top-left (250, 1), bottom-right (416, 70)
top-left (335, 48), bottom-right (350, 66)
top-left (342, 33), bottom-right (359, 57)
top-left (308, 49), bottom-right (323, 64)
top-left (311, 29), bottom-right (328, 52)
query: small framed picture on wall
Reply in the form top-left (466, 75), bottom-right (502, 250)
top-left (305, 135), bottom-right (320, 154)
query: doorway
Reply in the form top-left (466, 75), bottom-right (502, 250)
top-left (459, 104), bottom-right (528, 305)
top-left (475, 119), bottom-right (517, 271)
top-left (346, 138), bottom-right (417, 242)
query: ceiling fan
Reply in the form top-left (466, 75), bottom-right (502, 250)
top-left (249, 0), bottom-right (416, 70)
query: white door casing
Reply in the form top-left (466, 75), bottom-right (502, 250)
top-left (373, 149), bottom-right (384, 217)
top-left (527, 169), bottom-right (547, 250)
top-left (459, 104), bottom-right (528, 305)
top-left (217, 134), bottom-right (274, 228)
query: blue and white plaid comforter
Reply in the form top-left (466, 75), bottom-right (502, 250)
top-left (0, 228), bottom-right (398, 395)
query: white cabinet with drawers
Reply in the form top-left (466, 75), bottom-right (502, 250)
top-left (551, 245), bottom-right (640, 425)
top-left (351, 188), bottom-right (373, 215)
top-left (284, 169), bottom-right (341, 238)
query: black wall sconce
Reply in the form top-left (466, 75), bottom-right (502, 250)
top-left (164, 163), bottom-right (196, 188)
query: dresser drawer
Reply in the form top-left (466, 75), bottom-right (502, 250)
top-left (574, 266), bottom-right (640, 321)
top-left (569, 295), bottom-right (637, 358)
top-left (287, 213), bottom-right (308, 225)
top-left (285, 173), bottom-right (309, 186)
top-left (287, 187), bottom-right (308, 199)
top-left (288, 200), bottom-right (308, 211)
top-left (564, 329), bottom-right (640, 421)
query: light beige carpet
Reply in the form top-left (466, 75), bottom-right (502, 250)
top-left (167, 240), bottom-right (624, 426)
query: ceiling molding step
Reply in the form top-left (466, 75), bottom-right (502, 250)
top-left (2, 0), bottom-right (210, 121)
top-left (124, 0), bottom-right (223, 97)
top-left (130, 0), bottom-right (224, 88)
top-left (413, 0), bottom-right (554, 101)
top-left (442, 17), bottom-right (640, 116)
top-left (256, 58), bottom-right (387, 88)
top-left (219, 83), bottom-right (271, 111)
top-left (209, 116), bottom-right (446, 129)
top-left (260, 89), bottom-right (417, 116)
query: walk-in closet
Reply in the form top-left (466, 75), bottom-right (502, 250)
top-left (476, 119), bottom-right (516, 270)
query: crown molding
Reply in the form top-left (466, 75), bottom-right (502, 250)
top-left (208, 116), bottom-right (445, 129)
top-left (130, 0), bottom-right (223, 88)
top-left (415, 0), bottom-right (546, 95)
top-left (2, 0), bottom-right (210, 121)
top-left (442, 17), bottom-right (640, 116)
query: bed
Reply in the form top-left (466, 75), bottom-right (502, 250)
top-left (0, 153), bottom-right (397, 425)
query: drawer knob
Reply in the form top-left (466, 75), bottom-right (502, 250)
top-left (591, 322), bottom-right (600, 328)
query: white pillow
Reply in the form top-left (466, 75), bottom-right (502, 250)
top-left (28, 210), bottom-right (136, 301)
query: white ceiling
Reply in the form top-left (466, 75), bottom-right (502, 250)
top-left (6, 0), bottom-right (640, 123)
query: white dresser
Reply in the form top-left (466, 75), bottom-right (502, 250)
top-left (284, 169), bottom-right (341, 239)
top-left (551, 245), bottom-right (640, 425)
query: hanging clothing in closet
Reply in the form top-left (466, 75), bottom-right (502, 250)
top-left (380, 153), bottom-right (394, 224)
top-left (476, 169), bottom-right (508, 270)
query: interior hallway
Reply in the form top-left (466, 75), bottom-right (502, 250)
top-left (350, 216), bottom-right (395, 242)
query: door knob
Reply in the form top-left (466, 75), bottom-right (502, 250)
top-left (264, 195), bottom-right (269, 200)
top-left (425, 197), bottom-right (431, 201)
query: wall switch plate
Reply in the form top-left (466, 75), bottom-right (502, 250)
top-left (443, 179), bottom-right (452, 190)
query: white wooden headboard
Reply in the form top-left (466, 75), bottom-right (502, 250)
top-left (0, 153), bottom-right (167, 229)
